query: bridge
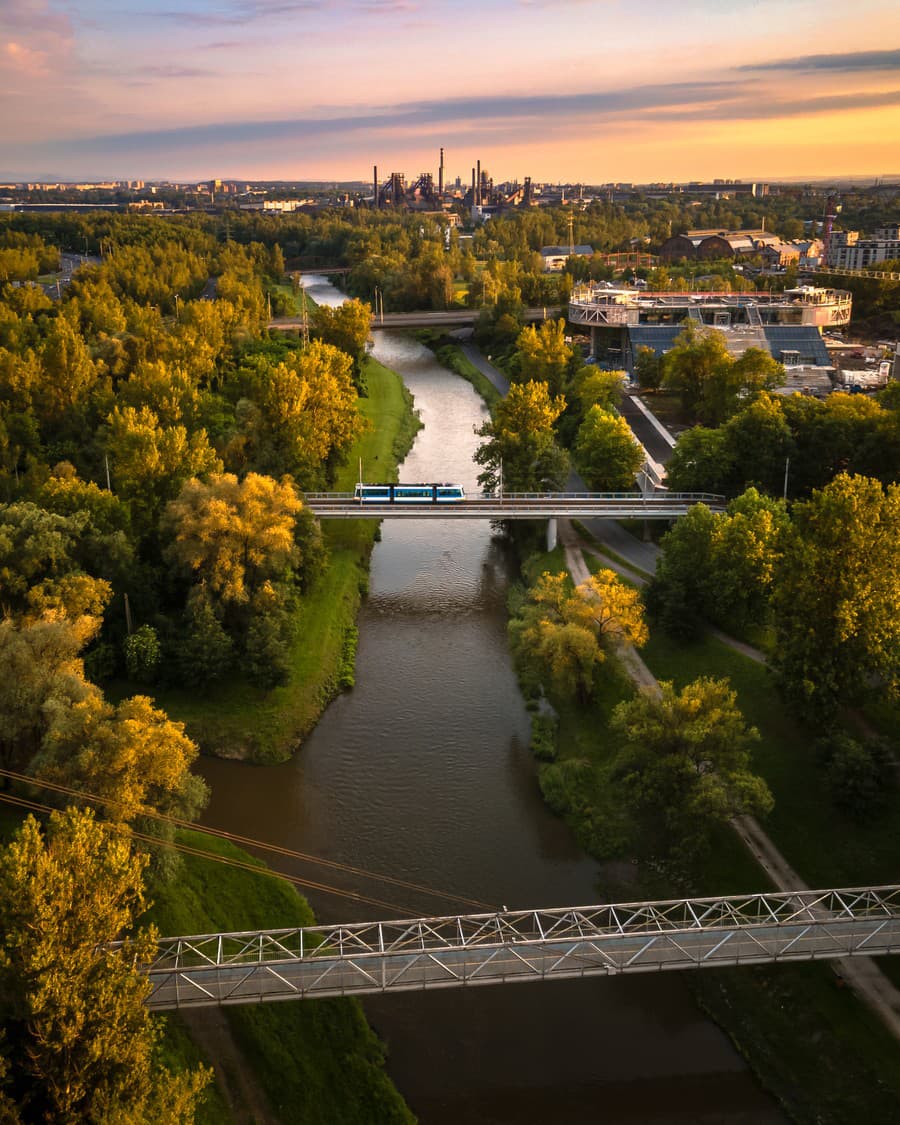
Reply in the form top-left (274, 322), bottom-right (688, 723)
top-left (270, 307), bottom-right (555, 332)
top-left (303, 492), bottom-right (724, 521)
top-left (143, 885), bottom-right (900, 1011)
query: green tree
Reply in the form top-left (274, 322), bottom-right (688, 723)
top-left (611, 677), bottom-right (773, 852)
top-left (123, 624), bottom-right (161, 684)
top-left (633, 346), bottom-right (663, 390)
top-left (474, 381), bottom-right (569, 493)
top-left (511, 570), bottom-right (646, 699)
top-left (575, 406), bottom-right (644, 490)
top-left (664, 426), bottom-right (732, 494)
top-left (105, 405), bottom-right (223, 534)
top-left (236, 342), bottom-right (365, 487)
top-left (0, 808), bottom-right (210, 1123)
top-left (513, 319), bottom-right (573, 396)
top-left (771, 474), bottom-right (900, 720)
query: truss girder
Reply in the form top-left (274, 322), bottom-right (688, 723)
top-left (140, 886), bottom-right (900, 1010)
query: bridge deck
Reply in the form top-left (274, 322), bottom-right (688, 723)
top-left (144, 886), bottom-right (900, 1010)
top-left (304, 492), bottom-right (726, 520)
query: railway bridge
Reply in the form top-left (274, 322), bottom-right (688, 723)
top-left (143, 885), bottom-right (900, 1011)
top-left (303, 491), bottom-right (724, 549)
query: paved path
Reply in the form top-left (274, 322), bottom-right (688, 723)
top-left (459, 342), bottom-right (510, 396)
top-left (557, 522), bottom-right (900, 1042)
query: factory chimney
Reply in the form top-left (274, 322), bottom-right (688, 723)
top-left (439, 147), bottom-right (444, 196)
top-left (476, 159), bottom-right (481, 206)
top-left (373, 165), bottom-right (378, 209)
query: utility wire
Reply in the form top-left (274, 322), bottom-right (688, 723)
top-left (0, 767), bottom-right (492, 912)
top-left (0, 790), bottom-right (414, 916)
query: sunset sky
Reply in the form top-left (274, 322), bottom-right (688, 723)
top-left (3, 0), bottom-right (898, 183)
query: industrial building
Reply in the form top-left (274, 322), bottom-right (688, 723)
top-left (568, 285), bottom-right (852, 394)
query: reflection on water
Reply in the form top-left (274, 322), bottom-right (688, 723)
top-left (199, 279), bottom-right (785, 1124)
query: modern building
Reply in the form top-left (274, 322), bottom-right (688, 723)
top-left (568, 285), bottom-right (852, 391)
top-left (827, 226), bottom-right (900, 270)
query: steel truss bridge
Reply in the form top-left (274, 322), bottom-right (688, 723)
top-left (303, 491), bottom-right (725, 520)
top-left (144, 886), bottom-right (900, 1011)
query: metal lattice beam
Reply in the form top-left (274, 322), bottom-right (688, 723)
top-left (303, 492), bottom-right (726, 521)
top-left (140, 886), bottom-right (900, 1011)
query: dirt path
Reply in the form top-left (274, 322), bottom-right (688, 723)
top-left (559, 519), bottom-right (900, 1044)
top-left (181, 1007), bottom-right (277, 1125)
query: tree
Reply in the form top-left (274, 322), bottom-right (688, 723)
top-left (664, 426), bottom-right (732, 494)
top-left (474, 380), bottom-right (569, 494)
top-left (633, 346), bottom-right (663, 390)
top-left (236, 342), bottom-right (365, 488)
top-left (163, 472), bottom-right (315, 607)
top-left (513, 319), bottom-right (573, 396)
top-left (662, 323), bottom-right (732, 418)
top-left (0, 612), bottom-right (100, 770)
top-left (311, 298), bottom-right (372, 391)
top-left (573, 368), bottom-right (626, 414)
top-left (35, 692), bottom-right (208, 836)
top-left (644, 503), bottom-right (718, 639)
top-left (105, 405), bottom-right (223, 534)
top-left (575, 406), bottom-right (644, 490)
top-left (771, 474), bottom-right (900, 721)
top-left (0, 808), bottom-right (210, 1123)
top-left (611, 677), bottom-right (773, 852)
top-left (662, 325), bottom-right (781, 425)
top-left (511, 570), bottom-right (646, 699)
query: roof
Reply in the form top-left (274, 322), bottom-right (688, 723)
top-left (540, 245), bottom-right (594, 257)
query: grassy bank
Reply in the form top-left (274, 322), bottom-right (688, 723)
top-left (146, 831), bottom-right (414, 1124)
top-left (415, 330), bottom-right (502, 406)
top-left (512, 540), bottom-right (900, 1125)
top-left (156, 354), bottom-right (421, 762)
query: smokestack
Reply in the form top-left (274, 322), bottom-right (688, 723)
top-left (373, 165), bottom-right (378, 209)
top-left (476, 159), bottom-right (481, 206)
top-left (439, 147), bottom-right (444, 196)
top-left (471, 167), bottom-right (476, 203)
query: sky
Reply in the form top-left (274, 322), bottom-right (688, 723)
top-left (2, 0), bottom-right (899, 184)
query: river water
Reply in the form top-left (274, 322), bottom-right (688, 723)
top-left (198, 277), bottom-right (785, 1124)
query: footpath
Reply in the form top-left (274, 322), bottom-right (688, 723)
top-left (559, 520), bottom-right (900, 1042)
top-left (462, 338), bottom-right (900, 1042)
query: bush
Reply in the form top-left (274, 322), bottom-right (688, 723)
top-left (123, 624), bottom-right (161, 684)
top-left (538, 758), bottom-right (593, 817)
top-left (530, 713), bottom-right (558, 761)
top-left (818, 732), bottom-right (896, 817)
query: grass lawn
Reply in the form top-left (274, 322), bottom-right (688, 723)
top-left (640, 630), bottom-right (900, 890)
top-left (152, 354), bottom-right (420, 762)
top-left (510, 542), bottom-right (900, 1125)
top-left (146, 831), bottom-right (413, 1125)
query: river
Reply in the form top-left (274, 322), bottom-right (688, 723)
top-left (198, 277), bottom-right (785, 1124)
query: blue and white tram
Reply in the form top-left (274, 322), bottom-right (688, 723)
top-left (354, 483), bottom-right (466, 503)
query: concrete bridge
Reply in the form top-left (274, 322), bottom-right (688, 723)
top-left (270, 307), bottom-right (556, 332)
top-left (304, 492), bottom-right (723, 520)
top-left (303, 492), bottom-right (722, 549)
top-left (143, 885), bottom-right (900, 1011)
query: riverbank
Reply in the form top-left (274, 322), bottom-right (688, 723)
top-left (155, 353), bottom-right (421, 763)
top-left (511, 531), bottom-right (900, 1125)
top-left (414, 330), bottom-right (502, 406)
top-left (146, 830), bottom-right (414, 1124)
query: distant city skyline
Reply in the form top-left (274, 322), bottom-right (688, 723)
top-left (3, 0), bottom-right (898, 183)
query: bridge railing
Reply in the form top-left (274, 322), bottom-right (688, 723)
top-left (302, 491), bottom-right (726, 504)
top-left (146, 885), bottom-right (900, 973)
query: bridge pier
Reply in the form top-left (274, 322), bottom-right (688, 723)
top-left (547, 518), bottom-right (558, 552)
